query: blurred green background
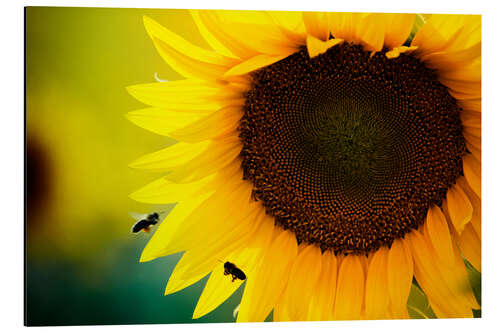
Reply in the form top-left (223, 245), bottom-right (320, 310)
top-left (25, 6), bottom-right (243, 326)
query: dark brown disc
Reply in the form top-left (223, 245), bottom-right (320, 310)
top-left (239, 43), bottom-right (466, 255)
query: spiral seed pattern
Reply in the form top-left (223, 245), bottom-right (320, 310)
top-left (239, 43), bottom-right (466, 255)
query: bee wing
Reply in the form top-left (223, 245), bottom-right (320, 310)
top-left (158, 210), bottom-right (167, 215)
top-left (129, 212), bottom-right (147, 221)
top-left (130, 212), bottom-right (148, 234)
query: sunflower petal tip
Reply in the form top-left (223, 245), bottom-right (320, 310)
top-left (142, 16), bottom-right (165, 42)
top-left (191, 309), bottom-right (204, 320)
top-left (385, 46), bottom-right (418, 59)
top-left (125, 84), bottom-right (142, 99)
top-left (164, 284), bottom-right (177, 296)
top-left (306, 35), bottom-right (343, 59)
top-left (142, 15), bottom-right (155, 29)
top-left (139, 253), bottom-right (155, 263)
top-left (124, 112), bottom-right (138, 124)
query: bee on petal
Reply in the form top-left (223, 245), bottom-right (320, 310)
top-left (223, 261), bottom-right (246, 282)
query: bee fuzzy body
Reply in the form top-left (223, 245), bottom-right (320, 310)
top-left (131, 212), bottom-right (161, 233)
top-left (223, 261), bottom-right (246, 282)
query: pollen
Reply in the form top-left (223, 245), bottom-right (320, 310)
top-left (239, 43), bottom-right (466, 255)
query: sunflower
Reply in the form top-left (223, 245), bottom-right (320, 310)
top-left (127, 11), bottom-right (481, 321)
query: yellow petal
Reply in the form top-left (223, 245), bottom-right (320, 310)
top-left (191, 212), bottom-right (275, 315)
top-left (193, 264), bottom-right (244, 319)
top-left (267, 11), bottom-right (306, 34)
top-left (447, 239), bottom-right (481, 309)
top-left (463, 153), bottom-right (481, 198)
top-left (423, 210), bottom-right (479, 311)
top-left (273, 303), bottom-right (291, 322)
top-left (449, 88), bottom-right (481, 101)
top-left (190, 10), bottom-right (256, 59)
top-left (125, 108), bottom-right (204, 137)
top-left (143, 16), bottom-right (238, 80)
top-left (306, 35), bottom-right (343, 58)
top-left (193, 11), bottom-right (298, 60)
top-left (169, 106), bottom-right (243, 143)
top-left (459, 98), bottom-right (481, 113)
top-left (130, 155), bottom-right (243, 204)
top-left (170, 207), bottom-right (264, 279)
top-left (463, 126), bottom-right (481, 138)
top-left (407, 230), bottom-right (476, 317)
top-left (237, 229), bottom-right (298, 322)
top-left (144, 15), bottom-right (234, 65)
top-left (164, 137), bottom-right (241, 183)
top-left (407, 230), bottom-right (456, 315)
top-left (359, 254), bottom-right (369, 279)
top-left (302, 12), bottom-right (330, 41)
top-left (444, 16), bottom-right (481, 53)
top-left (365, 246), bottom-right (390, 319)
top-left (467, 142), bottom-right (481, 162)
top-left (421, 43), bottom-right (481, 73)
top-left (356, 14), bottom-right (386, 52)
top-left (192, 241), bottom-right (268, 319)
top-left (129, 175), bottom-right (214, 204)
top-left (383, 14), bottom-right (416, 48)
top-left (439, 62), bottom-right (481, 83)
top-left (190, 10), bottom-right (239, 58)
top-left (457, 177), bottom-right (481, 239)
top-left (408, 237), bottom-right (463, 317)
top-left (385, 46), bottom-right (418, 59)
top-left (266, 11), bottom-right (307, 46)
top-left (307, 250), bottom-right (337, 321)
top-left (224, 54), bottom-right (290, 78)
top-left (129, 137), bottom-right (241, 183)
top-left (245, 212), bottom-right (276, 250)
top-left (278, 244), bottom-right (323, 321)
top-left (219, 21), bottom-right (298, 57)
top-left (412, 14), bottom-right (481, 56)
top-left (164, 251), bottom-right (212, 295)
top-left (328, 13), bottom-right (386, 52)
top-left (446, 183), bottom-right (473, 234)
top-left (129, 141), bottom-right (210, 172)
top-left (333, 255), bottom-right (365, 320)
top-left (464, 131), bottom-right (481, 153)
top-left (461, 110), bottom-right (481, 129)
top-left (126, 80), bottom-right (243, 110)
top-left (454, 223), bottom-right (481, 272)
top-left (139, 193), bottom-right (211, 262)
top-left (424, 205), bottom-right (457, 266)
top-left (328, 12), bottom-right (367, 43)
top-left (163, 178), bottom-right (258, 257)
top-left (387, 238), bottom-right (413, 319)
top-left (215, 10), bottom-right (276, 25)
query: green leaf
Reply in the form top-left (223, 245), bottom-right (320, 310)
top-left (464, 260), bottom-right (481, 318)
top-left (405, 14), bottom-right (426, 45)
top-left (407, 283), bottom-right (437, 319)
top-left (465, 260), bottom-right (481, 305)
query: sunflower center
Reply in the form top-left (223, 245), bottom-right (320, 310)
top-left (239, 43), bottom-right (466, 255)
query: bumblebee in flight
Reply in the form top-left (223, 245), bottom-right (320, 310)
top-left (130, 212), bottom-right (163, 233)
